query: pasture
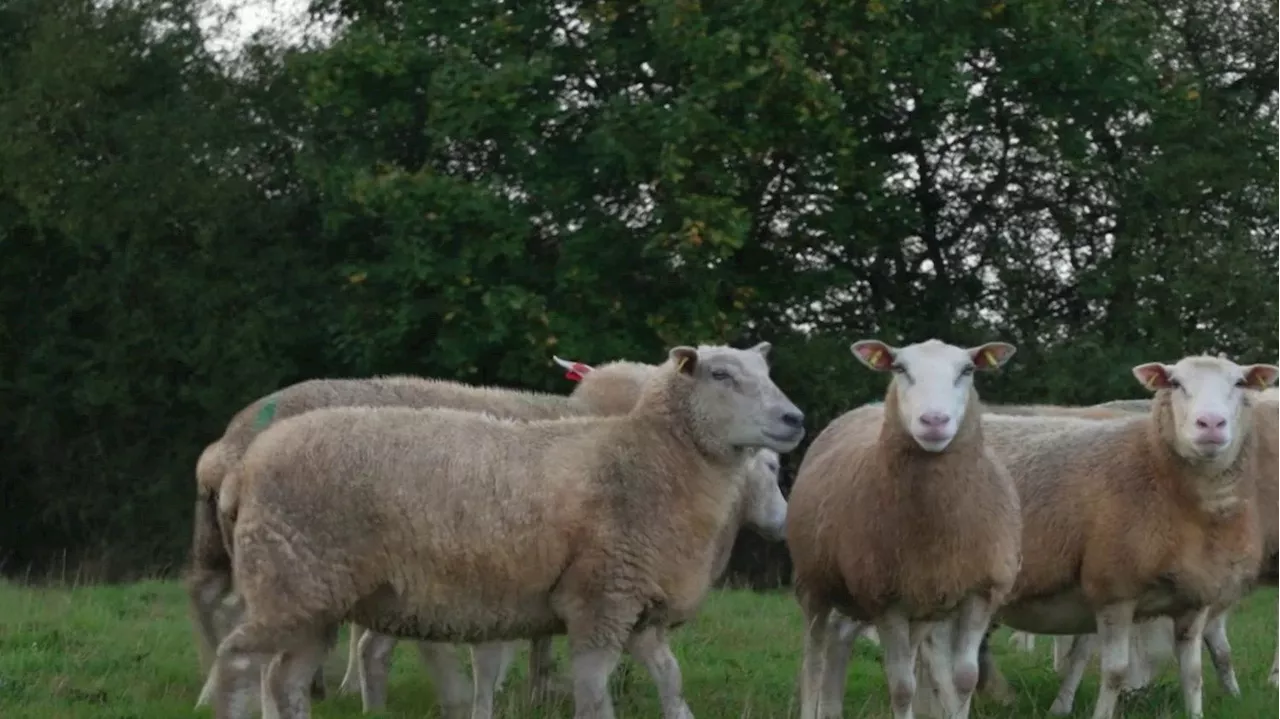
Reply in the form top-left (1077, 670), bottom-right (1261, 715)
top-left (0, 579), bottom-right (1275, 718)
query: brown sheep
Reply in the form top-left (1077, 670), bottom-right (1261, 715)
top-left (211, 343), bottom-right (805, 719)
top-left (945, 354), bottom-right (1277, 719)
top-left (787, 338), bottom-right (1021, 719)
top-left (1036, 389), bottom-right (1279, 713)
top-left (189, 358), bottom-right (660, 713)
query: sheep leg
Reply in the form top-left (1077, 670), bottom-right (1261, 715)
top-left (626, 626), bottom-right (693, 719)
top-left (1201, 610), bottom-right (1241, 697)
top-left (357, 629), bottom-right (397, 712)
top-left (1008, 631), bottom-right (1036, 652)
top-left (816, 612), bottom-right (859, 718)
top-left (568, 643), bottom-right (624, 719)
top-left (338, 624), bottom-right (365, 695)
top-left (1088, 600), bottom-right (1137, 719)
top-left (528, 636), bottom-right (570, 702)
top-left (1172, 607), bottom-right (1209, 719)
top-left (471, 641), bottom-right (515, 719)
top-left (949, 594), bottom-right (995, 717)
top-left (1051, 635), bottom-right (1074, 674)
top-left (1049, 633), bottom-right (1097, 715)
top-left (924, 620), bottom-right (966, 718)
top-left (912, 624), bottom-right (954, 719)
top-left (213, 651), bottom-right (262, 719)
top-left (873, 610), bottom-right (931, 719)
top-left (198, 594), bottom-right (250, 708)
top-left (415, 642), bottom-right (472, 719)
top-left (263, 634), bottom-right (331, 719)
top-left (975, 626), bottom-right (1013, 705)
top-left (798, 606), bottom-right (835, 719)
top-left (1270, 644), bottom-right (1279, 687)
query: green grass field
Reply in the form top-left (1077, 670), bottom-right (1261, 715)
top-left (0, 580), bottom-right (1275, 718)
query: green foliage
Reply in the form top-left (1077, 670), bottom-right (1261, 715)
top-left (0, 0), bottom-right (1274, 577)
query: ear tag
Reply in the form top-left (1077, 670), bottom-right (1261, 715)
top-left (1257, 374), bottom-right (1270, 388)
top-left (1145, 374), bottom-right (1160, 390)
top-left (982, 349), bottom-right (997, 367)
top-left (676, 357), bottom-right (689, 372)
top-left (868, 349), bottom-right (883, 367)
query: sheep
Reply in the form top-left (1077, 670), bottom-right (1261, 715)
top-left (456, 445), bottom-right (792, 718)
top-left (1038, 387), bottom-right (1279, 712)
top-left (189, 358), bottom-right (661, 713)
top-left (210, 342), bottom-right (805, 719)
top-left (923, 354), bottom-right (1277, 719)
top-left (350, 444), bottom-right (789, 717)
top-left (787, 337), bottom-right (1022, 719)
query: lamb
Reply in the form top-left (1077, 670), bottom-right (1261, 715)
top-left (350, 445), bottom-right (789, 716)
top-left (210, 342), bottom-right (805, 719)
top-left (920, 354), bottom-right (1277, 719)
top-left (787, 337), bottom-right (1022, 719)
top-left (189, 357), bottom-right (661, 712)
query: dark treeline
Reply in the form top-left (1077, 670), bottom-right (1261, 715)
top-left (1, 0), bottom-right (1275, 585)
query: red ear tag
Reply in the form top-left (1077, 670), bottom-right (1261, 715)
top-left (565, 370), bottom-right (584, 382)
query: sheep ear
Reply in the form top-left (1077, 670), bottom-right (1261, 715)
top-left (970, 342), bottom-right (1016, 371)
top-left (1242, 364), bottom-right (1280, 390)
top-left (1132, 362), bottom-right (1174, 391)
top-left (749, 341), bottom-right (772, 358)
top-left (850, 340), bottom-right (896, 372)
top-left (669, 346), bottom-right (698, 375)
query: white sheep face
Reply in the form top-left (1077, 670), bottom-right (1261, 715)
top-left (1132, 355), bottom-right (1279, 461)
top-left (742, 448), bottom-right (786, 540)
top-left (670, 342), bottom-right (806, 455)
top-left (851, 338), bottom-right (1017, 452)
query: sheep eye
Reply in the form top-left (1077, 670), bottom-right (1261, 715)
top-left (959, 365), bottom-right (975, 377)
top-left (710, 369), bottom-right (732, 381)
top-left (1168, 378), bottom-right (1182, 390)
top-left (1234, 378), bottom-right (1248, 388)
top-left (890, 364), bottom-right (906, 374)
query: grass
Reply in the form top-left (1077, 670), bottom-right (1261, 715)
top-left (0, 580), bottom-right (1275, 718)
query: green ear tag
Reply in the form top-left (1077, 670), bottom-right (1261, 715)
top-left (254, 399), bottom-right (278, 430)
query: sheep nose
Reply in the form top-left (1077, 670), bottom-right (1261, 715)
top-left (919, 412), bottom-right (951, 428)
top-left (781, 411), bottom-right (805, 429)
top-left (1195, 413), bottom-right (1227, 430)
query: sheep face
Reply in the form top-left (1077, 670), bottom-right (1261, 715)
top-left (1132, 356), bottom-right (1279, 461)
top-left (742, 448), bottom-right (787, 540)
top-left (669, 342), bottom-right (806, 454)
top-left (851, 338), bottom-right (1017, 452)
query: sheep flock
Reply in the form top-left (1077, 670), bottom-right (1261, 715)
top-left (183, 338), bottom-right (1280, 719)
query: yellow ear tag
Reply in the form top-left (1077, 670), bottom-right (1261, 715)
top-left (1256, 374), bottom-right (1269, 388)
top-left (676, 356), bottom-right (688, 372)
top-left (1145, 373), bottom-right (1159, 390)
top-left (868, 349), bottom-right (883, 367)
top-left (982, 349), bottom-right (997, 367)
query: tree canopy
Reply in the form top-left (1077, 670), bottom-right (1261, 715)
top-left (1, 0), bottom-right (1275, 582)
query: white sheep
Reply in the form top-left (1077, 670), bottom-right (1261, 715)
top-left (210, 343), bottom-right (805, 719)
top-left (191, 358), bottom-right (662, 714)
top-left (350, 445), bottom-right (790, 717)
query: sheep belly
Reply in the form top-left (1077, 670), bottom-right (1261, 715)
top-left (997, 588), bottom-right (1098, 635)
top-left (997, 582), bottom-right (1215, 636)
top-left (350, 577), bottom-right (566, 644)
